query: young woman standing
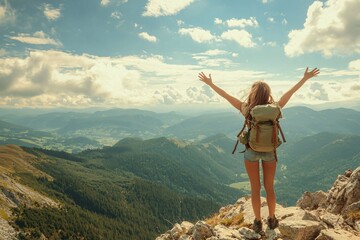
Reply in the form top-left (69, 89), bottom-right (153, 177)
top-left (198, 67), bottom-right (320, 232)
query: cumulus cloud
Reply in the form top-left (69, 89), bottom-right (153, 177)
top-left (178, 27), bottom-right (216, 43)
top-left (143, 0), bottom-right (194, 17)
top-left (0, 50), bottom-right (200, 107)
top-left (215, 17), bottom-right (258, 28)
top-left (0, 0), bottom-right (16, 25)
top-left (43, 4), bottom-right (61, 21)
top-left (221, 29), bottom-right (256, 48)
top-left (154, 86), bottom-right (184, 104)
top-left (138, 32), bottom-right (157, 42)
top-left (284, 0), bottom-right (360, 57)
top-left (308, 82), bottom-right (329, 101)
top-left (9, 31), bottom-right (62, 46)
top-left (349, 59), bottom-right (360, 71)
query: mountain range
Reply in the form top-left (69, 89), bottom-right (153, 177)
top-left (0, 106), bottom-right (359, 239)
top-left (1, 107), bottom-right (360, 148)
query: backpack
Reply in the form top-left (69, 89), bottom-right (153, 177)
top-left (232, 103), bottom-right (286, 161)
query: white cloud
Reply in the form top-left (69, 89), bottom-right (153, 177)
top-left (261, 0), bottom-right (270, 3)
top-left (349, 59), bottom-right (360, 71)
top-left (264, 41), bottom-right (277, 47)
top-left (138, 32), bottom-right (157, 42)
top-left (2, 50), bottom-right (358, 108)
top-left (9, 31), bottom-right (62, 46)
top-left (0, 48), bottom-right (6, 56)
top-left (177, 20), bottom-right (184, 26)
top-left (200, 49), bottom-right (229, 56)
top-left (267, 17), bottom-right (275, 23)
top-left (221, 29), bottom-right (256, 48)
top-left (143, 0), bottom-right (194, 17)
top-left (281, 18), bottom-right (288, 25)
top-left (192, 49), bottom-right (236, 67)
top-left (215, 17), bottom-right (258, 28)
top-left (0, 0), bottom-right (16, 25)
top-left (101, 0), bottom-right (127, 6)
top-left (284, 0), bottom-right (360, 57)
top-left (0, 50), bottom-right (280, 107)
top-left (214, 18), bottom-right (223, 25)
top-left (101, 0), bottom-right (110, 5)
top-left (178, 27), bottom-right (216, 43)
top-left (43, 4), bottom-right (61, 21)
top-left (111, 11), bottom-right (122, 19)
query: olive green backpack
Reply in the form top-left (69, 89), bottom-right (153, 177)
top-left (232, 103), bottom-right (286, 161)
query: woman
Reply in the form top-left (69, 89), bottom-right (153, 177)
top-left (198, 67), bottom-right (320, 233)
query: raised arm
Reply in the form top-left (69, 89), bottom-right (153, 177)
top-left (198, 72), bottom-right (242, 110)
top-left (278, 67), bottom-right (320, 108)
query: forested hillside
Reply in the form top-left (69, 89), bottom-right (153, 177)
top-left (0, 139), bottom-right (243, 239)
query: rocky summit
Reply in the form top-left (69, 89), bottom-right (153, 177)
top-left (156, 167), bottom-right (360, 240)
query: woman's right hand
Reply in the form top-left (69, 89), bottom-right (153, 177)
top-left (303, 67), bottom-right (320, 81)
top-left (198, 72), bottom-right (213, 85)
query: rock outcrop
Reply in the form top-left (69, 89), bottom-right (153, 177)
top-left (157, 167), bottom-right (360, 240)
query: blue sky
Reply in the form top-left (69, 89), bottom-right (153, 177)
top-left (0, 0), bottom-right (359, 110)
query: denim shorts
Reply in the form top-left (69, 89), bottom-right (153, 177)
top-left (244, 148), bottom-right (276, 162)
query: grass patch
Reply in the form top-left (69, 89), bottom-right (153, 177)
top-left (346, 211), bottom-right (360, 220)
top-left (0, 208), bottom-right (9, 221)
top-left (206, 212), bottom-right (246, 229)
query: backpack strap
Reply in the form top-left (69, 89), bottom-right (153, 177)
top-left (232, 112), bottom-right (250, 154)
top-left (271, 112), bottom-right (286, 161)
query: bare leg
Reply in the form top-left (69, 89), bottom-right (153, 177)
top-left (244, 160), bottom-right (261, 221)
top-left (262, 160), bottom-right (277, 218)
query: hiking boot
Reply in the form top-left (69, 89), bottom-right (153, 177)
top-left (252, 219), bottom-right (262, 233)
top-left (267, 216), bottom-right (279, 229)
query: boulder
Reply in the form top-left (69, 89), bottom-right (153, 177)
top-left (212, 224), bottom-right (243, 239)
top-left (297, 191), bottom-right (327, 210)
top-left (315, 228), bottom-right (360, 240)
top-left (279, 219), bottom-right (324, 240)
top-left (192, 221), bottom-right (214, 240)
top-left (326, 167), bottom-right (360, 215)
top-left (238, 227), bottom-right (261, 240)
top-left (180, 221), bottom-right (194, 235)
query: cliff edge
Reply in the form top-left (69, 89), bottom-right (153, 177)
top-left (156, 167), bottom-right (360, 240)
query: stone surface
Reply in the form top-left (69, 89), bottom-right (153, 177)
top-left (0, 217), bottom-right (17, 240)
top-left (180, 221), bottom-right (194, 235)
top-left (170, 223), bottom-right (183, 239)
top-left (326, 167), bottom-right (360, 216)
top-left (192, 221), bottom-right (214, 240)
top-left (278, 219), bottom-right (324, 240)
top-left (213, 224), bottom-right (243, 239)
top-left (321, 211), bottom-right (343, 228)
top-left (297, 191), bottom-right (327, 210)
top-left (238, 227), bottom-right (261, 240)
top-left (315, 228), bottom-right (360, 240)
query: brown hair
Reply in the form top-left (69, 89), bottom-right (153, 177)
top-left (246, 81), bottom-right (274, 110)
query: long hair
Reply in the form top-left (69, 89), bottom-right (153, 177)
top-left (246, 81), bottom-right (274, 110)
